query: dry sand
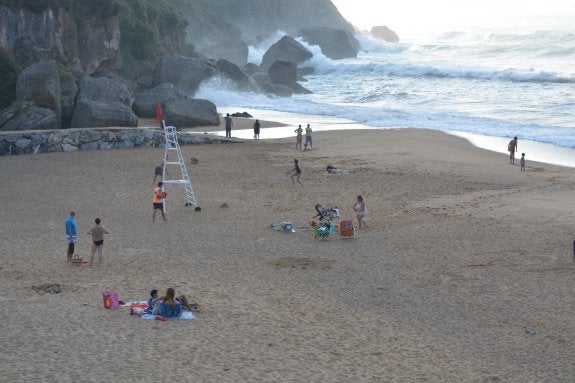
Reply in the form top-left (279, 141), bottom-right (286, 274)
top-left (1, 126), bottom-right (575, 382)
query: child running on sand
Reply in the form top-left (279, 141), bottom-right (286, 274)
top-left (291, 159), bottom-right (303, 185)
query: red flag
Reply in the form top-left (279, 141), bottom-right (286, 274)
top-left (155, 101), bottom-right (163, 124)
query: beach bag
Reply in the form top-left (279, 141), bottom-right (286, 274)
top-left (102, 291), bottom-right (119, 310)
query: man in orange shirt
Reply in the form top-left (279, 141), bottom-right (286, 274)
top-left (152, 182), bottom-right (167, 222)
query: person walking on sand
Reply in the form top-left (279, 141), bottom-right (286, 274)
top-left (305, 124), bottom-right (313, 150)
top-left (224, 113), bottom-right (233, 138)
top-left (65, 211), bottom-right (78, 262)
top-left (253, 119), bottom-right (261, 140)
top-left (353, 195), bottom-right (368, 229)
top-left (520, 153), bottom-right (526, 172)
top-left (294, 125), bottom-right (303, 150)
top-left (86, 218), bottom-right (109, 266)
top-left (291, 158), bottom-right (303, 185)
top-left (508, 136), bottom-right (518, 164)
top-left (152, 182), bottom-right (167, 222)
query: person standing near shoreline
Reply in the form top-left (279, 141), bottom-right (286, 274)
top-left (86, 218), bottom-right (110, 266)
top-left (305, 124), bottom-right (313, 150)
top-left (520, 153), bottom-right (526, 172)
top-left (508, 136), bottom-right (518, 164)
top-left (152, 182), bottom-right (167, 222)
top-left (294, 125), bottom-right (303, 150)
top-left (65, 211), bottom-right (78, 263)
top-left (253, 119), bottom-right (261, 140)
top-left (224, 113), bottom-right (233, 138)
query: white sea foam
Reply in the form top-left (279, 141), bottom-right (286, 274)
top-left (201, 23), bottom-right (575, 150)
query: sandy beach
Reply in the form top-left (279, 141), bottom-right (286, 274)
top-left (1, 123), bottom-right (575, 382)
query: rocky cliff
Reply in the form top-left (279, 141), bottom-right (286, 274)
top-left (0, 0), bottom-right (356, 136)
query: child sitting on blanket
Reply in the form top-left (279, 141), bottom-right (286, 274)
top-left (147, 289), bottom-right (161, 312)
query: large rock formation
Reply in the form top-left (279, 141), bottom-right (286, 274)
top-left (216, 59), bottom-right (258, 92)
top-left (71, 76), bottom-right (137, 129)
top-left (0, 102), bottom-right (58, 131)
top-left (268, 61), bottom-right (312, 94)
top-left (152, 54), bottom-right (217, 95)
top-left (133, 83), bottom-right (188, 119)
top-left (260, 36), bottom-right (313, 71)
top-left (370, 26), bottom-right (400, 43)
top-left (164, 98), bottom-right (219, 127)
top-left (299, 27), bottom-right (360, 60)
top-left (16, 60), bottom-right (62, 125)
top-left (76, 15), bottom-right (121, 74)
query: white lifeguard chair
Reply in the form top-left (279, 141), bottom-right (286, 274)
top-left (161, 123), bottom-right (200, 211)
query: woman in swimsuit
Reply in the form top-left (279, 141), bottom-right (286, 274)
top-left (86, 218), bottom-right (110, 266)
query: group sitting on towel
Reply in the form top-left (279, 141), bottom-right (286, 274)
top-left (148, 288), bottom-right (198, 318)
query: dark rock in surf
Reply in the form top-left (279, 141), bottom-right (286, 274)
top-left (260, 36), bottom-right (313, 71)
top-left (370, 26), bottom-right (400, 42)
top-left (299, 27), bottom-right (360, 59)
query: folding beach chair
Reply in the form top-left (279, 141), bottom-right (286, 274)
top-left (339, 220), bottom-right (355, 239)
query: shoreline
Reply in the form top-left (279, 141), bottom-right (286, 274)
top-left (209, 107), bottom-right (575, 169)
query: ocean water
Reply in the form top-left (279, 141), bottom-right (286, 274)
top-left (196, 17), bottom-right (575, 153)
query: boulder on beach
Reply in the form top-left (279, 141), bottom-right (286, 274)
top-left (0, 101), bottom-right (58, 131)
top-left (16, 60), bottom-right (62, 125)
top-left (133, 83), bottom-right (188, 118)
top-left (164, 98), bottom-right (219, 127)
top-left (71, 100), bottom-right (138, 129)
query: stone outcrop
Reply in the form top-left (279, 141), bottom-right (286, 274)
top-left (0, 128), bottom-right (235, 156)
top-left (268, 61), bottom-right (312, 94)
top-left (133, 83), bottom-right (188, 119)
top-left (215, 59), bottom-right (258, 92)
top-left (70, 76), bottom-right (137, 129)
top-left (164, 98), bottom-right (219, 127)
top-left (152, 54), bottom-right (217, 96)
top-left (71, 101), bottom-right (138, 129)
top-left (299, 27), bottom-right (360, 60)
top-left (0, 102), bottom-right (58, 131)
top-left (16, 60), bottom-right (62, 125)
top-left (0, 5), bottom-right (80, 69)
top-left (370, 26), bottom-right (399, 42)
top-left (260, 36), bottom-right (313, 71)
top-left (76, 15), bottom-right (121, 74)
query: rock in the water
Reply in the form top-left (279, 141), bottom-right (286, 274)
top-left (216, 59), bottom-right (257, 92)
top-left (370, 26), bottom-right (399, 42)
top-left (268, 61), bottom-right (312, 94)
top-left (164, 98), bottom-right (219, 127)
top-left (260, 35), bottom-right (313, 71)
top-left (299, 27), bottom-right (360, 60)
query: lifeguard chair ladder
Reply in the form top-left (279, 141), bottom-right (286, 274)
top-left (162, 124), bottom-right (200, 211)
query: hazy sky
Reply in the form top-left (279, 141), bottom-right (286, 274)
top-left (331, 0), bottom-right (575, 34)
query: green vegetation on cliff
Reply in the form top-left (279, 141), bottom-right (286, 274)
top-left (0, 48), bottom-right (19, 109)
top-left (2, 0), bottom-right (187, 64)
